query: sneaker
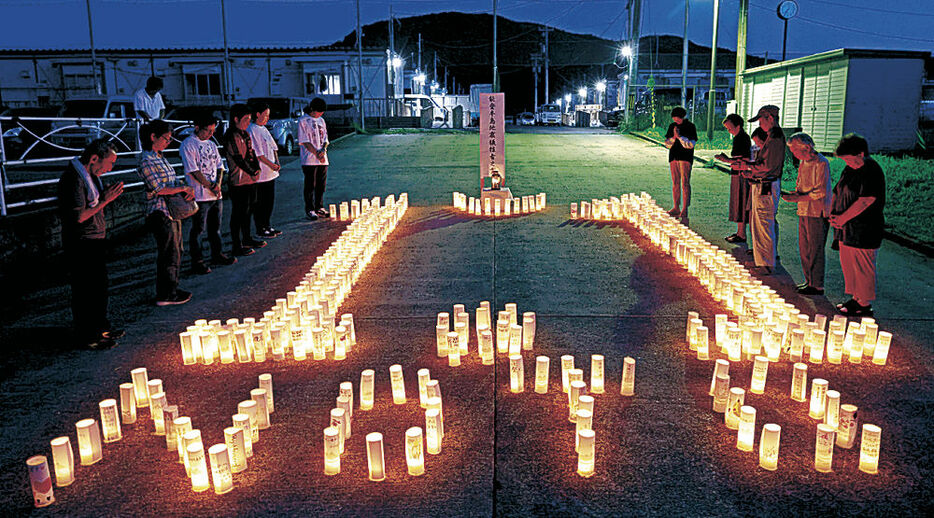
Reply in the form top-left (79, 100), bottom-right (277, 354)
top-left (212, 253), bottom-right (237, 266)
top-left (233, 246), bottom-right (255, 257)
top-left (259, 228), bottom-right (280, 239)
top-left (156, 289), bottom-right (192, 307)
top-left (316, 208), bottom-right (330, 218)
top-left (306, 211), bottom-right (319, 221)
top-left (796, 285), bottom-right (824, 296)
top-left (244, 239), bottom-right (267, 249)
top-left (268, 227), bottom-right (282, 237)
top-left (191, 262), bottom-right (212, 275)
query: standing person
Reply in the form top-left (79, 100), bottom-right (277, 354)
top-left (57, 139), bottom-right (124, 349)
top-left (715, 114), bottom-right (752, 243)
top-left (298, 98), bottom-right (330, 220)
top-left (137, 120), bottom-right (194, 306)
top-left (731, 105), bottom-right (786, 275)
top-left (247, 100), bottom-right (282, 238)
top-left (180, 112), bottom-right (237, 274)
top-left (224, 104), bottom-right (265, 256)
top-left (781, 132), bottom-right (831, 295)
top-left (830, 133), bottom-right (886, 317)
top-left (663, 106), bottom-right (697, 221)
top-left (134, 76), bottom-right (165, 121)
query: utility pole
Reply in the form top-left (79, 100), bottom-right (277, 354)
top-left (355, 0), bottom-right (365, 131)
top-left (625, 0), bottom-right (642, 124)
top-left (531, 53), bottom-right (542, 113)
top-left (539, 27), bottom-right (552, 104)
top-left (418, 33), bottom-right (422, 72)
top-left (220, 0), bottom-right (231, 102)
top-left (85, 0), bottom-right (101, 95)
top-left (706, 0), bottom-right (720, 140)
top-left (735, 0), bottom-right (748, 112)
top-left (388, 3), bottom-right (395, 115)
top-left (492, 0), bottom-right (499, 92)
top-left (681, 0), bottom-right (689, 109)
top-left (434, 52), bottom-right (438, 84)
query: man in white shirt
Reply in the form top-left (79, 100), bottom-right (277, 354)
top-left (297, 98), bottom-right (329, 220)
top-left (247, 100), bottom-right (282, 238)
top-left (180, 112), bottom-right (236, 274)
top-left (134, 76), bottom-right (165, 121)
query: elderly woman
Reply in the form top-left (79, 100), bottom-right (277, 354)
top-left (715, 114), bottom-right (752, 243)
top-left (830, 133), bottom-right (885, 317)
top-left (781, 132), bottom-right (831, 295)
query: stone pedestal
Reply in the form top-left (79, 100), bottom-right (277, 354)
top-left (480, 188), bottom-right (513, 202)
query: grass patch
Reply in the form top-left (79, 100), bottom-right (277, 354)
top-left (630, 127), bottom-right (734, 150)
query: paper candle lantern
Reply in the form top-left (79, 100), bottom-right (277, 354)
top-left (808, 329), bottom-right (826, 363)
top-left (387, 364), bottom-right (406, 404)
top-left (323, 426), bottom-right (341, 476)
top-left (504, 303), bottom-right (518, 325)
top-left (687, 317), bottom-right (702, 350)
top-left (334, 325), bottom-right (348, 360)
top-left (130, 367), bottom-right (150, 408)
top-left (859, 424), bottom-right (882, 474)
top-left (427, 396), bottom-right (444, 438)
top-left (509, 355), bottom-right (524, 393)
top-left (496, 320), bottom-right (510, 354)
top-left (426, 409), bottom-right (442, 454)
top-left (570, 202), bottom-right (578, 218)
top-left (522, 312), bottom-right (536, 350)
top-left (187, 443), bottom-right (210, 492)
top-left (150, 392), bottom-right (167, 436)
top-left (360, 369), bottom-right (375, 410)
top-left (809, 379), bottom-right (829, 419)
top-left (759, 424), bottom-right (781, 470)
top-left (218, 329), bottom-right (236, 363)
top-left (366, 432), bottom-right (386, 482)
top-left (259, 374), bottom-right (274, 413)
top-left (207, 444), bottom-right (233, 494)
top-left (577, 429), bottom-right (596, 478)
top-left (405, 427), bottom-right (426, 476)
top-left (146, 379), bottom-right (163, 410)
top-left (238, 401), bottom-right (259, 443)
top-left (162, 406), bottom-right (179, 449)
top-left (727, 324), bottom-right (742, 361)
top-left (620, 357), bottom-right (636, 396)
top-left (200, 331), bottom-right (217, 365)
top-left (337, 396), bottom-right (352, 438)
top-left (569, 380), bottom-right (587, 423)
top-left (836, 404), bottom-right (858, 448)
top-left (561, 355), bottom-right (574, 393)
top-left (180, 331), bottom-right (196, 365)
top-left (709, 359), bottom-right (730, 396)
top-left (98, 399), bottom-right (122, 443)
top-left (182, 430), bottom-right (203, 476)
top-left (480, 329), bottom-right (494, 365)
top-left (437, 311), bottom-right (450, 329)
top-left (575, 409), bottom-right (593, 452)
top-left (174, 417), bottom-right (193, 462)
top-left (749, 356), bottom-right (769, 395)
top-left (725, 388), bottom-right (745, 430)
top-left (825, 390), bottom-right (841, 429)
top-left (119, 383), bottom-right (136, 424)
top-left (736, 405), bottom-right (756, 452)
top-left (790, 363), bottom-right (808, 402)
top-left (454, 321), bottom-right (469, 355)
top-left (49, 437), bottom-right (74, 487)
top-left (534, 356), bottom-right (550, 394)
top-left (827, 330), bottom-right (845, 364)
top-left (26, 456), bottom-right (54, 508)
top-left (224, 426), bottom-right (248, 473)
top-left (234, 329), bottom-right (252, 363)
top-left (872, 331), bottom-right (892, 365)
top-left (569, 368), bottom-right (583, 387)
top-left (714, 314), bottom-right (727, 346)
top-left (436, 324), bottom-right (449, 358)
top-left (508, 324), bottom-right (522, 356)
top-left (417, 369), bottom-right (431, 408)
top-left (712, 374), bottom-right (730, 413)
top-left (849, 328), bottom-right (865, 364)
top-left (232, 414), bottom-right (253, 457)
top-left (251, 389), bottom-right (271, 430)
top-left (330, 408), bottom-right (346, 453)
top-left (590, 355), bottom-right (605, 394)
top-left (75, 419), bottom-right (102, 465)
top-left (695, 325), bottom-right (710, 360)
top-left (814, 424), bottom-right (835, 473)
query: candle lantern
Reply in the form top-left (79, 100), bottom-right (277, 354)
top-left (218, 330), bottom-right (236, 363)
top-left (150, 392), bottom-right (167, 435)
top-left (509, 355), bottom-right (525, 393)
top-left (119, 383), bottom-right (136, 424)
top-left (814, 424), bottom-right (835, 473)
top-left (569, 368), bottom-right (583, 387)
top-left (505, 303), bottom-right (518, 325)
top-left (232, 414), bottom-right (253, 458)
top-left (259, 373), bottom-right (274, 413)
top-left (366, 432), bottom-right (387, 482)
top-left (709, 359), bottom-right (730, 395)
top-left (758, 424), bottom-right (781, 470)
top-left (330, 408), bottom-right (346, 453)
top-left (130, 367), bottom-right (150, 408)
top-left (570, 202), bottom-right (578, 219)
top-left (496, 319), bottom-right (510, 353)
top-left (508, 324), bottom-right (522, 355)
top-left (224, 426), bottom-right (248, 473)
top-left (436, 324), bottom-right (449, 358)
top-left (765, 326), bottom-right (783, 361)
top-left (99, 399), bottom-right (122, 442)
top-left (49, 437), bottom-right (74, 487)
top-left (405, 427), bottom-right (426, 476)
top-left (569, 380), bottom-right (587, 423)
top-left (337, 395), bottom-right (352, 438)
top-left (620, 357), bottom-right (636, 396)
top-left (26, 456), bottom-right (54, 508)
top-left (535, 356), bottom-right (550, 394)
top-left (712, 374), bottom-right (730, 413)
top-left (200, 331), bottom-right (217, 365)
top-left (737, 405), bottom-right (756, 452)
top-left (182, 430), bottom-right (203, 476)
top-left (208, 444), bottom-right (233, 494)
top-left (163, 406), bottom-right (179, 449)
top-left (417, 369), bottom-right (431, 408)
top-left (808, 329), bottom-right (826, 363)
top-left (561, 355), bottom-right (574, 393)
top-left (455, 321), bottom-right (469, 355)
top-left (437, 311), bottom-right (450, 329)
top-left (790, 363), bottom-right (808, 402)
top-left (238, 400), bottom-right (259, 443)
top-left (342, 313), bottom-right (357, 349)
top-left (447, 332), bottom-right (461, 366)
top-left (849, 328), bottom-right (865, 364)
top-left (522, 312), bottom-right (536, 350)
top-left (480, 329), bottom-right (494, 365)
top-left (590, 355), bottom-right (605, 394)
top-left (174, 417), bottom-right (193, 462)
top-left (828, 330), bottom-right (845, 364)
top-left (360, 369), bottom-right (375, 410)
top-left (825, 390), bottom-right (841, 429)
top-left (426, 409), bottom-right (443, 454)
top-left (578, 395), bottom-right (595, 419)
top-left (727, 324), bottom-right (742, 361)
top-left (808, 379), bottom-right (829, 419)
top-left (836, 404), bottom-right (858, 448)
top-left (749, 356), bottom-right (769, 394)
top-left (789, 329), bottom-right (805, 362)
top-left (575, 409), bottom-right (593, 452)
top-left (427, 396), bottom-right (444, 438)
top-left (180, 331), bottom-right (196, 365)
top-left (859, 424), bottom-right (882, 474)
top-left (251, 389), bottom-right (271, 430)
top-left (334, 325), bottom-right (348, 360)
top-left (872, 331), bottom-right (892, 365)
top-left (146, 379), bottom-right (163, 410)
top-left (695, 325), bottom-right (710, 360)
top-left (725, 388), bottom-right (745, 430)
top-left (714, 314), bottom-right (727, 346)
top-left (323, 427), bottom-right (341, 475)
top-left (187, 443), bottom-right (210, 492)
top-left (576, 429), bottom-right (596, 478)
top-left (75, 419), bottom-right (103, 465)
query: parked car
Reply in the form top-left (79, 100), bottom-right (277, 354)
top-left (518, 112), bottom-right (535, 126)
top-left (401, 94), bottom-right (450, 128)
top-left (536, 104), bottom-right (561, 125)
top-left (1, 105), bottom-right (61, 160)
top-left (164, 105), bottom-right (229, 147)
top-left (246, 97), bottom-right (309, 155)
top-left (605, 109), bottom-right (625, 128)
top-left (51, 96), bottom-right (137, 151)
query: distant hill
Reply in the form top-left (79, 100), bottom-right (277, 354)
top-left (320, 12), bottom-right (768, 113)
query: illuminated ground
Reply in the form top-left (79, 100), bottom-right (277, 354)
top-left (1, 130), bottom-right (932, 515)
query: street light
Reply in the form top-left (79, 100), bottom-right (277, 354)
top-left (595, 81), bottom-right (606, 109)
top-left (578, 87), bottom-right (587, 100)
top-left (392, 56), bottom-right (404, 68)
top-left (620, 45), bottom-right (633, 58)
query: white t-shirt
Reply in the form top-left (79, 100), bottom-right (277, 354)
top-left (247, 123), bottom-right (280, 183)
top-left (134, 88), bottom-right (165, 119)
top-left (180, 135), bottom-right (223, 202)
top-left (298, 114), bottom-right (329, 166)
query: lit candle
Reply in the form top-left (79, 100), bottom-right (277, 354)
top-left (366, 432), bottom-right (386, 482)
top-left (590, 355), bottom-right (605, 394)
top-left (146, 379), bottom-right (163, 411)
top-left (725, 388), bottom-right (745, 430)
top-left (330, 408), bottom-right (346, 453)
top-left (337, 395), bottom-right (352, 438)
top-left (417, 369), bottom-right (431, 408)
top-left (426, 408), bottom-right (442, 454)
top-left (323, 426), bottom-right (341, 475)
top-left (163, 405), bottom-right (179, 449)
top-left (736, 405), bottom-right (757, 452)
top-left (509, 355), bottom-right (524, 393)
top-left (790, 363), bottom-right (808, 402)
top-left (872, 331), bottom-right (892, 365)
top-left (26, 455), bottom-right (54, 508)
top-left (575, 409), bottom-right (593, 452)
top-left (98, 399), bottom-right (122, 443)
top-left (758, 424), bottom-right (781, 470)
top-left (727, 324), bottom-right (742, 361)
top-left (496, 319), bottom-right (510, 353)
top-left (505, 303), bottom-right (518, 325)
top-left (709, 359), bottom-right (730, 396)
top-left (234, 329), bottom-right (252, 362)
top-left (208, 444), bottom-right (233, 494)
top-left (130, 367), bottom-right (150, 408)
top-left (187, 443), bottom-right (210, 492)
top-left (436, 324), bottom-right (449, 358)
top-left (827, 329), bottom-right (845, 364)
top-left (808, 329), bottom-right (826, 363)
top-left (49, 437), bottom-right (74, 487)
top-left (749, 356), bottom-right (769, 394)
top-left (199, 331), bottom-right (216, 365)
top-left (577, 429), bottom-right (596, 478)
top-left (251, 389), bottom-right (271, 430)
top-left (150, 392), bottom-right (167, 435)
top-left (334, 325), bottom-right (348, 360)
top-left (535, 356), bottom-right (550, 394)
top-left (620, 356), bottom-right (636, 396)
top-left (712, 374), bottom-right (730, 413)
top-left (570, 202), bottom-right (578, 218)
top-left (405, 427), bottom-right (426, 476)
top-left (569, 380), bottom-right (587, 423)
top-left (480, 329), bottom-right (494, 365)
top-left (179, 331), bottom-right (196, 365)
top-left (238, 400), bottom-right (259, 443)
top-left (714, 314), bottom-right (727, 346)
top-left (232, 414), bottom-right (253, 457)
top-left (427, 396), bottom-right (444, 438)
top-left (75, 418), bottom-right (102, 465)
top-left (360, 369), bottom-right (375, 410)
top-left (182, 430), bottom-right (203, 476)
top-left (849, 328), bottom-right (865, 364)
top-left (388, 364), bottom-right (406, 404)
top-left (508, 323), bottom-right (522, 356)
top-left (808, 379), bottom-right (829, 419)
top-left (447, 332), bottom-right (461, 366)
top-left (494, 198), bottom-right (501, 216)
top-left (522, 312), bottom-right (536, 350)
top-left (825, 390), bottom-right (841, 429)
top-left (858, 424), bottom-right (882, 474)
top-left (695, 325), bottom-right (710, 360)
top-left (119, 383), bottom-right (136, 424)
top-left (218, 329), bottom-right (236, 363)
top-left (814, 424), bottom-right (835, 473)
top-left (224, 426), bottom-right (248, 473)
top-left (836, 404), bottom-right (858, 448)
top-left (259, 373), bottom-right (274, 413)
top-left (341, 313), bottom-right (357, 350)
top-left (454, 321), bottom-right (469, 356)
top-left (561, 355), bottom-right (574, 393)
top-left (174, 417), bottom-right (193, 462)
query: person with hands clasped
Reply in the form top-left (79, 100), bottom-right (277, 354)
top-left (298, 97), bottom-right (330, 221)
top-left (224, 104), bottom-right (266, 256)
top-left (663, 106), bottom-right (697, 222)
top-left (247, 100), bottom-right (282, 239)
top-left (715, 114), bottom-right (753, 244)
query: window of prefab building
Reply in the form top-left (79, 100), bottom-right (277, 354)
top-left (185, 73), bottom-right (221, 96)
top-left (305, 73), bottom-right (341, 95)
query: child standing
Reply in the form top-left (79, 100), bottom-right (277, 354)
top-left (298, 98), bottom-right (330, 220)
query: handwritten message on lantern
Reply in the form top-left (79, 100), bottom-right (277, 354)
top-left (479, 93), bottom-right (505, 181)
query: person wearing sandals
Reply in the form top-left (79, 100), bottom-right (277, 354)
top-left (663, 107), bottom-right (697, 222)
top-left (247, 100), bottom-right (282, 239)
top-left (715, 114), bottom-right (752, 244)
top-left (830, 133), bottom-right (885, 317)
top-left (781, 133), bottom-right (831, 296)
top-left (224, 104), bottom-right (266, 256)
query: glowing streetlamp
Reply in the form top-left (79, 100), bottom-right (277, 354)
top-left (620, 44), bottom-right (633, 58)
top-left (578, 87), bottom-right (587, 100)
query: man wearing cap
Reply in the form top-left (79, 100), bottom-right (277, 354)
top-left (731, 105), bottom-right (786, 275)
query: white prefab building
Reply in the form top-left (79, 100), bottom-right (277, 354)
top-left (738, 48), bottom-right (929, 153)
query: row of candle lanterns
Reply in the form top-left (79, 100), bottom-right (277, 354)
top-left (435, 302), bottom-right (537, 365)
top-left (575, 192), bottom-right (894, 367)
top-left (451, 192), bottom-right (547, 217)
top-left (322, 367), bottom-right (445, 479)
top-left (177, 193), bottom-right (408, 366)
